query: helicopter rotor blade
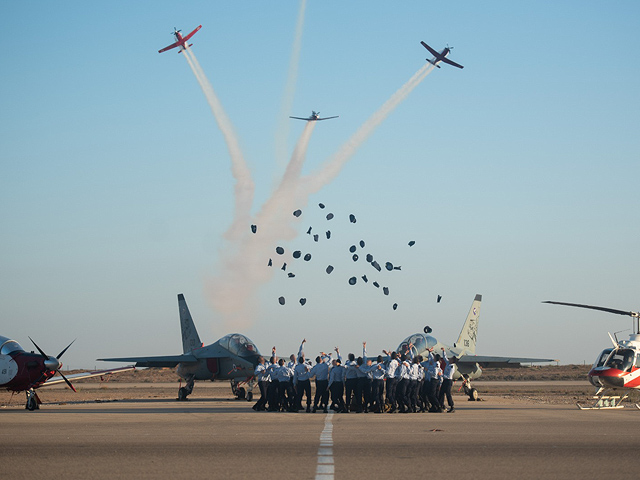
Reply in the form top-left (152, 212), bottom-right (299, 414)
top-left (543, 301), bottom-right (639, 318)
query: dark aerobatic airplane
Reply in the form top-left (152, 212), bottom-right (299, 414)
top-left (394, 295), bottom-right (554, 400)
top-left (290, 111), bottom-right (339, 122)
top-left (0, 336), bottom-right (133, 410)
top-left (421, 41), bottom-right (464, 69)
top-left (158, 25), bottom-right (202, 54)
top-left (99, 294), bottom-right (262, 401)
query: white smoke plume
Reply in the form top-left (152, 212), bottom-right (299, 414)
top-left (183, 48), bottom-right (255, 241)
top-left (301, 63), bottom-right (435, 194)
top-left (275, 0), bottom-right (307, 167)
top-left (207, 122), bottom-right (317, 329)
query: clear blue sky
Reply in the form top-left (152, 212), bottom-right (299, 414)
top-left (1, 1), bottom-right (639, 368)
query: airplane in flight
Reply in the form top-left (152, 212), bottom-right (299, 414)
top-left (290, 111), bottom-right (339, 122)
top-left (99, 294), bottom-right (262, 401)
top-left (158, 25), bottom-right (202, 54)
top-left (395, 295), bottom-right (554, 400)
top-left (420, 41), bottom-right (464, 69)
top-left (0, 335), bottom-right (133, 410)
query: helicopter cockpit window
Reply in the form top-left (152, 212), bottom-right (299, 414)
top-left (226, 334), bottom-right (260, 357)
top-left (0, 339), bottom-right (24, 355)
top-left (604, 349), bottom-right (635, 372)
top-left (595, 348), bottom-right (613, 368)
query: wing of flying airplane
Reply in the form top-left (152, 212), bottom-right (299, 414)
top-left (440, 57), bottom-right (464, 69)
top-left (97, 353), bottom-right (198, 368)
top-left (420, 41), bottom-right (440, 57)
top-left (43, 366), bottom-right (135, 387)
top-left (181, 25), bottom-right (202, 42)
top-left (158, 41), bottom-right (181, 53)
top-left (316, 116), bottom-right (339, 121)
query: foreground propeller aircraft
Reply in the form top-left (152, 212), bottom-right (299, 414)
top-left (420, 41), bottom-right (464, 69)
top-left (544, 301), bottom-right (640, 409)
top-left (0, 336), bottom-right (133, 410)
top-left (158, 25), bottom-right (202, 54)
top-left (99, 294), bottom-right (262, 401)
top-left (396, 295), bottom-right (554, 400)
top-left (290, 111), bottom-right (339, 122)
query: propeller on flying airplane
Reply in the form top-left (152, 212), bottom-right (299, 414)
top-left (29, 337), bottom-right (77, 392)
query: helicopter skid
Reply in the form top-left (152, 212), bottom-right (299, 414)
top-left (576, 393), bottom-right (629, 410)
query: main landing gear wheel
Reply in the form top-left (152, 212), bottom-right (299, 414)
top-left (178, 387), bottom-right (189, 401)
top-left (235, 387), bottom-right (246, 400)
top-left (468, 388), bottom-right (479, 401)
top-left (25, 390), bottom-right (39, 411)
top-left (246, 391), bottom-right (253, 402)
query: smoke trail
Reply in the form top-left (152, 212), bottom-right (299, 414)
top-left (182, 48), bottom-right (255, 240)
top-left (301, 63), bottom-right (435, 193)
top-left (207, 122), bottom-right (317, 329)
top-left (275, 0), bottom-right (307, 167)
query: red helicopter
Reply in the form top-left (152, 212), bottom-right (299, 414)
top-left (544, 301), bottom-right (640, 409)
top-left (158, 25), bottom-right (202, 54)
top-left (0, 335), bottom-right (133, 410)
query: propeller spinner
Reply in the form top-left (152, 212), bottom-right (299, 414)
top-left (29, 337), bottom-right (77, 392)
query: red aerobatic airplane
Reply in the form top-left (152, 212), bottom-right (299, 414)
top-left (0, 335), bottom-right (133, 410)
top-left (158, 25), bottom-right (202, 54)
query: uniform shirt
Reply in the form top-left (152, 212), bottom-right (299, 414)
top-left (275, 364), bottom-right (294, 382)
top-left (442, 351), bottom-right (456, 380)
top-left (254, 363), bottom-right (269, 382)
top-left (328, 364), bottom-right (346, 386)
top-left (267, 362), bottom-right (279, 381)
top-left (310, 361), bottom-right (330, 381)
top-left (398, 361), bottom-right (411, 380)
top-left (371, 363), bottom-right (387, 380)
top-left (294, 362), bottom-right (312, 384)
top-left (426, 352), bottom-right (442, 380)
top-left (409, 362), bottom-right (420, 381)
top-left (345, 359), bottom-right (359, 379)
top-left (387, 358), bottom-right (400, 379)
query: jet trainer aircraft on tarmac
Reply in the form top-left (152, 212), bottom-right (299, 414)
top-left (290, 111), bottom-right (339, 122)
top-left (395, 295), bottom-right (554, 400)
top-left (420, 41), bottom-right (464, 69)
top-left (158, 25), bottom-right (202, 54)
top-left (0, 336), bottom-right (133, 410)
top-left (99, 294), bottom-right (262, 401)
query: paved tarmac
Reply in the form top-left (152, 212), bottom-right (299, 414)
top-left (1, 395), bottom-right (638, 480)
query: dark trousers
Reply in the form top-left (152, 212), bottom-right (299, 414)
top-left (396, 378), bottom-right (409, 411)
top-left (427, 377), bottom-right (441, 410)
top-left (408, 380), bottom-right (418, 411)
top-left (361, 377), bottom-right (372, 411)
top-left (254, 380), bottom-right (268, 410)
top-left (386, 377), bottom-right (398, 410)
top-left (314, 379), bottom-right (329, 409)
top-left (268, 380), bottom-right (279, 411)
top-left (295, 379), bottom-right (312, 409)
top-left (278, 380), bottom-right (294, 410)
top-left (372, 379), bottom-right (385, 412)
top-left (439, 378), bottom-right (454, 408)
top-left (418, 379), bottom-right (427, 410)
top-left (345, 378), bottom-right (357, 409)
top-left (330, 382), bottom-right (346, 412)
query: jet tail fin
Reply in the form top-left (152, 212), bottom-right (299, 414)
top-left (178, 294), bottom-right (202, 353)
top-left (455, 294), bottom-right (482, 354)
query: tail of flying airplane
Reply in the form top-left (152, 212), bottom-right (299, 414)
top-left (455, 294), bottom-right (482, 354)
top-left (178, 294), bottom-right (202, 353)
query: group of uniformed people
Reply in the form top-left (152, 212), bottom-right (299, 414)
top-left (252, 339), bottom-right (458, 414)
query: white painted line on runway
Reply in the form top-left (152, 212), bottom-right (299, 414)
top-left (315, 412), bottom-right (335, 480)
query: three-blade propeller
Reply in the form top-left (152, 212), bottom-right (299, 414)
top-left (29, 337), bottom-right (77, 392)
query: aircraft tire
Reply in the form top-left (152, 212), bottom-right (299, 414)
top-left (468, 388), bottom-right (478, 401)
top-left (246, 391), bottom-right (253, 402)
top-left (236, 387), bottom-right (246, 400)
top-left (177, 387), bottom-right (189, 401)
top-left (26, 397), bottom-right (38, 411)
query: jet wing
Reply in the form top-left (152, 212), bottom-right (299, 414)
top-left (440, 57), bottom-right (464, 69)
top-left (289, 116), bottom-right (311, 121)
top-left (420, 41), bottom-right (440, 58)
top-left (98, 353), bottom-right (198, 368)
top-left (458, 355), bottom-right (555, 368)
top-left (158, 41), bottom-right (181, 54)
top-left (42, 366), bottom-right (135, 387)
top-left (317, 116), bottom-right (339, 121)
top-left (182, 25), bottom-right (202, 42)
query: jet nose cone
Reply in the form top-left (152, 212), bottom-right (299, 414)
top-left (44, 356), bottom-right (61, 371)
